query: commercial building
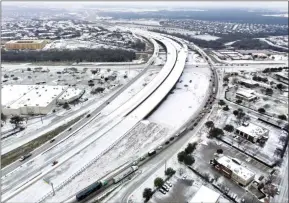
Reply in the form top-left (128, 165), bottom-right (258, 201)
top-left (235, 88), bottom-right (258, 102)
top-left (189, 185), bottom-right (220, 203)
top-left (235, 122), bottom-right (269, 143)
top-left (275, 72), bottom-right (288, 84)
top-left (238, 79), bottom-right (258, 88)
top-left (5, 40), bottom-right (48, 50)
top-left (2, 85), bottom-right (68, 115)
top-left (57, 87), bottom-right (85, 104)
top-left (213, 155), bottom-right (255, 186)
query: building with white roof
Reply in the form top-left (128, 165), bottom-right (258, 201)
top-left (189, 185), bottom-right (220, 203)
top-left (2, 85), bottom-right (68, 115)
top-left (236, 88), bottom-right (258, 102)
top-left (214, 155), bottom-right (255, 186)
top-left (235, 122), bottom-right (269, 143)
top-left (57, 87), bottom-right (85, 104)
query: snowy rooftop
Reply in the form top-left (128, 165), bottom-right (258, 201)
top-left (189, 185), bottom-right (220, 203)
top-left (236, 88), bottom-right (256, 99)
top-left (1, 85), bottom-right (37, 107)
top-left (6, 40), bottom-right (45, 44)
top-left (236, 122), bottom-right (269, 138)
top-left (58, 87), bottom-right (83, 100)
top-left (216, 156), bottom-right (255, 182)
top-left (7, 85), bottom-right (68, 108)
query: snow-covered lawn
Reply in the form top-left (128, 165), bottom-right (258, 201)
top-left (148, 68), bottom-right (210, 129)
top-left (192, 34), bottom-right (220, 41)
top-left (186, 51), bottom-right (207, 65)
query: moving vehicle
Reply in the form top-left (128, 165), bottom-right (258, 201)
top-left (112, 166), bottom-right (138, 184)
top-left (50, 139), bottom-right (55, 143)
top-left (67, 128), bottom-right (72, 131)
top-left (157, 145), bottom-right (163, 150)
top-left (19, 153), bottom-right (32, 162)
top-left (148, 150), bottom-right (156, 156)
top-left (76, 181), bottom-right (107, 201)
top-left (86, 114), bottom-right (91, 118)
top-left (52, 161), bottom-right (58, 166)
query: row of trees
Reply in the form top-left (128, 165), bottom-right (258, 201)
top-left (2, 48), bottom-right (136, 63)
top-left (263, 67), bottom-right (285, 73)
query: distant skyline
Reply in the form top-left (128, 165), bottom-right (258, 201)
top-left (2, 1), bottom-right (288, 11)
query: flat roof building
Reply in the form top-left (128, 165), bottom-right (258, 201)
top-left (235, 122), bottom-right (269, 143)
top-left (189, 185), bottom-right (220, 203)
top-left (236, 88), bottom-right (258, 102)
top-left (214, 155), bottom-right (255, 186)
top-left (5, 40), bottom-right (48, 50)
top-left (2, 85), bottom-right (68, 115)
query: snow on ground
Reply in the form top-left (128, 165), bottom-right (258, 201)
top-left (186, 51), bottom-right (207, 65)
top-left (46, 121), bottom-right (171, 202)
top-left (148, 68), bottom-right (210, 129)
top-left (43, 39), bottom-right (110, 50)
top-left (191, 34), bottom-right (220, 41)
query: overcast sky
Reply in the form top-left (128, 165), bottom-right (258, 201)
top-left (3, 1), bottom-right (288, 11)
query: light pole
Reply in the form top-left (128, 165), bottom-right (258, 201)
top-left (50, 182), bottom-right (55, 196)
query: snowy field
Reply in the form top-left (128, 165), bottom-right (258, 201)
top-left (191, 34), bottom-right (220, 41)
top-left (43, 39), bottom-right (116, 50)
top-left (148, 67), bottom-right (210, 129)
top-left (186, 51), bottom-right (207, 65)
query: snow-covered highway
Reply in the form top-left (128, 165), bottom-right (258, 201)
top-left (2, 31), bottom-right (188, 203)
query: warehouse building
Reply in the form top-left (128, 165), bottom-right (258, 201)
top-left (235, 122), bottom-right (269, 143)
top-left (235, 88), bottom-right (258, 102)
top-left (189, 185), bottom-right (220, 203)
top-left (213, 155), bottom-right (255, 186)
top-left (5, 40), bottom-right (48, 50)
top-left (2, 85), bottom-right (68, 115)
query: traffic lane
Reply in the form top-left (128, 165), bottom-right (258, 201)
top-left (2, 63), bottom-right (154, 175)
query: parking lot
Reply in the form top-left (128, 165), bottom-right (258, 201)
top-left (191, 138), bottom-right (270, 202)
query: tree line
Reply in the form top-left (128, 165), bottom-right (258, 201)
top-left (1, 48), bottom-right (136, 63)
top-left (149, 29), bottom-right (288, 52)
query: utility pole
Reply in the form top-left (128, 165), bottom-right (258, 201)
top-left (51, 182), bottom-right (55, 196)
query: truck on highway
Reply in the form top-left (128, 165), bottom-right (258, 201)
top-left (112, 166), bottom-right (138, 184)
top-left (75, 180), bottom-right (108, 201)
top-left (212, 87), bottom-right (216, 93)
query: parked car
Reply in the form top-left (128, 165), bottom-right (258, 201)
top-left (159, 188), bottom-right (166, 194)
top-left (161, 185), bottom-right (169, 192)
top-left (166, 181), bottom-right (172, 187)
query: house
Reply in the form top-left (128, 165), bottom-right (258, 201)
top-left (235, 122), bottom-right (269, 143)
top-left (213, 155), bottom-right (255, 186)
top-left (189, 185), bottom-right (220, 203)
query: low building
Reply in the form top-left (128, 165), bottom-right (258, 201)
top-left (5, 40), bottom-right (48, 50)
top-left (57, 88), bottom-right (85, 104)
top-left (235, 122), bottom-right (269, 143)
top-left (189, 185), bottom-right (220, 203)
top-left (213, 155), bottom-right (255, 186)
top-left (236, 88), bottom-right (258, 102)
top-left (2, 85), bottom-right (68, 115)
top-left (238, 79), bottom-right (258, 88)
top-left (275, 72), bottom-right (288, 84)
